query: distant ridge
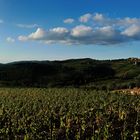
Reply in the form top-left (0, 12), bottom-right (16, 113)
top-left (2, 57), bottom-right (136, 64)
top-left (0, 58), bottom-right (140, 89)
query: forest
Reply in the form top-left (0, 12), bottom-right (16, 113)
top-left (0, 58), bottom-right (140, 90)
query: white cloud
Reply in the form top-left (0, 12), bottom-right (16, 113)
top-left (92, 13), bottom-right (140, 28)
top-left (18, 25), bottom-right (123, 45)
top-left (28, 28), bottom-right (46, 40)
top-left (18, 28), bottom-right (46, 41)
top-left (50, 27), bottom-right (69, 34)
top-left (17, 24), bottom-right (38, 28)
top-left (18, 36), bottom-right (28, 41)
top-left (92, 13), bottom-right (115, 26)
top-left (121, 24), bottom-right (140, 37)
top-left (118, 17), bottom-right (140, 27)
top-left (18, 13), bottom-right (140, 46)
top-left (64, 18), bottom-right (74, 24)
top-left (79, 13), bottom-right (92, 23)
top-left (6, 37), bottom-right (15, 43)
top-left (93, 13), bottom-right (104, 21)
top-left (98, 26), bottom-right (115, 36)
top-left (18, 27), bottom-right (69, 43)
top-left (71, 25), bottom-right (93, 37)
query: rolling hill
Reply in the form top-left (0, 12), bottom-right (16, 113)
top-left (0, 58), bottom-right (140, 89)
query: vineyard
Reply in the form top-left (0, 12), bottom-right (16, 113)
top-left (0, 88), bottom-right (139, 140)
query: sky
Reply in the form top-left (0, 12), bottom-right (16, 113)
top-left (0, 0), bottom-right (140, 63)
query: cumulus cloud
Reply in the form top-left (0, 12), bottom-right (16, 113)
top-left (93, 13), bottom-right (104, 21)
top-left (92, 13), bottom-right (116, 26)
top-left (79, 13), bottom-right (92, 23)
top-left (50, 27), bottom-right (69, 34)
top-left (6, 37), bottom-right (15, 43)
top-left (98, 26), bottom-right (115, 36)
top-left (64, 18), bottom-right (74, 24)
top-left (18, 13), bottom-right (140, 45)
top-left (121, 24), bottom-right (140, 38)
top-left (117, 17), bottom-right (140, 27)
top-left (28, 28), bottom-right (46, 40)
top-left (81, 13), bottom-right (140, 28)
top-left (18, 25), bottom-right (125, 45)
top-left (18, 28), bottom-right (46, 41)
top-left (17, 24), bottom-right (38, 28)
top-left (71, 25), bottom-right (93, 37)
top-left (18, 27), bottom-right (70, 43)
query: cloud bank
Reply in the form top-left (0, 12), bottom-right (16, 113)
top-left (18, 13), bottom-right (140, 45)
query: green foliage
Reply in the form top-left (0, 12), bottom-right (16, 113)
top-left (0, 58), bottom-right (119, 88)
top-left (0, 58), bottom-right (140, 89)
top-left (0, 88), bottom-right (139, 139)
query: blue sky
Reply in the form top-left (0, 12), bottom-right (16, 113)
top-left (0, 0), bottom-right (140, 63)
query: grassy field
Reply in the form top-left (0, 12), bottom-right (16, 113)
top-left (0, 88), bottom-right (139, 139)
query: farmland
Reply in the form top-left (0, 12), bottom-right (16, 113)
top-left (0, 88), bottom-right (139, 139)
